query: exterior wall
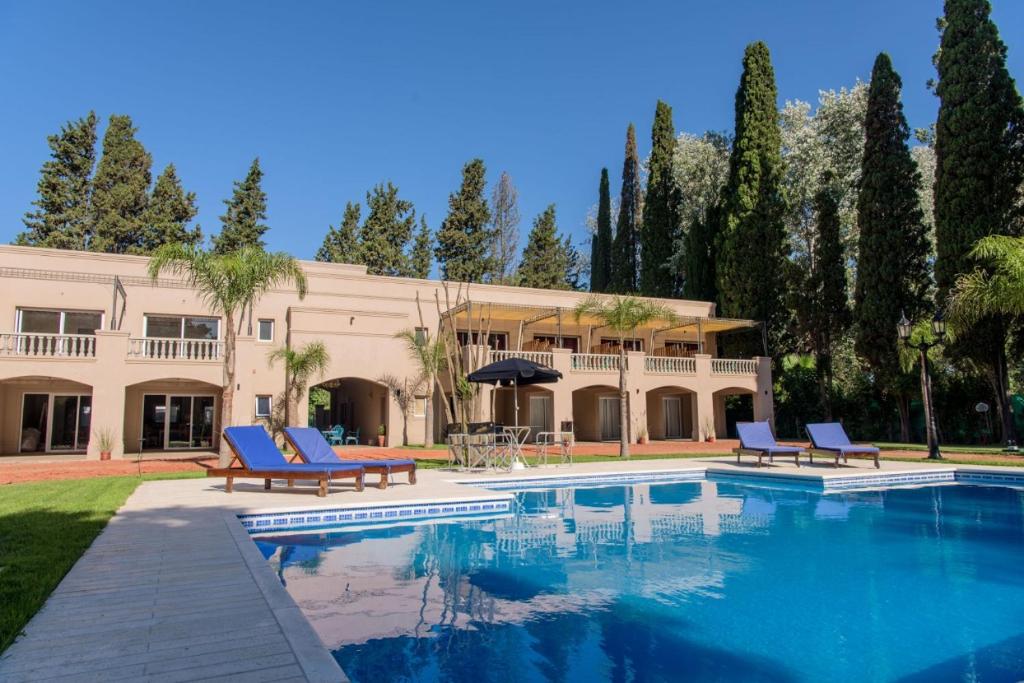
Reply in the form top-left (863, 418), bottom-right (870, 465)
top-left (0, 245), bottom-right (774, 458)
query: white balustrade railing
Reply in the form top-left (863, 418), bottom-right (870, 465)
top-left (711, 358), bottom-right (758, 375)
top-left (570, 353), bottom-right (623, 372)
top-left (490, 350), bottom-right (554, 367)
top-left (644, 356), bottom-right (696, 375)
top-left (128, 337), bottom-right (224, 361)
top-left (0, 333), bottom-right (96, 358)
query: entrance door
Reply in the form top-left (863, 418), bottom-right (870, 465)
top-left (19, 394), bottom-right (49, 452)
top-left (528, 394), bottom-right (552, 439)
top-left (142, 394), bottom-right (215, 450)
top-left (663, 396), bottom-right (683, 439)
top-left (599, 396), bottom-right (621, 441)
top-left (47, 394), bottom-right (91, 451)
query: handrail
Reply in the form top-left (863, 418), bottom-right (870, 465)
top-left (644, 356), bottom-right (696, 375)
top-left (128, 337), bottom-right (224, 361)
top-left (710, 358), bottom-right (758, 375)
top-left (570, 353), bottom-right (623, 372)
top-left (0, 332), bottom-right (96, 358)
top-left (490, 349), bottom-right (554, 367)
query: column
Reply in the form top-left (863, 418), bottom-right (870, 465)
top-left (752, 356), bottom-right (775, 426)
top-left (693, 354), bottom-right (714, 441)
top-left (91, 330), bottom-right (130, 459)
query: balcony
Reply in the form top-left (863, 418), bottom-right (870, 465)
top-left (487, 348), bottom-right (758, 377)
top-left (570, 353), bottom-right (623, 372)
top-left (644, 356), bottom-right (696, 375)
top-left (0, 333), bottom-right (97, 358)
top-left (710, 358), bottom-right (758, 375)
top-left (128, 337), bottom-right (224, 361)
top-left (491, 349), bottom-right (553, 367)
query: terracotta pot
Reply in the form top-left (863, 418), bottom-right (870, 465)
top-left (638, 436), bottom-right (648, 445)
top-left (100, 451), bottom-right (111, 461)
top-left (377, 435), bottom-right (386, 447)
top-left (706, 436), bottom-right (716, 443)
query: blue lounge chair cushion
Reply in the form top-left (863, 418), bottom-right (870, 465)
top-left (224, 426), bottom-right (362, 473)
top-left (284, 427), bottom-right (415, 468)
top-left (805, 422), bottom-right (880, 454)
top-left (736, 421), bottom-right (802, 454)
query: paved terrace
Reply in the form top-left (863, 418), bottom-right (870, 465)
top-left (1, 456), bottom-right (1017, 682)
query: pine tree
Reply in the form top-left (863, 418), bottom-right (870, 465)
top-left (213, 158), bottom-right (268, 254)
top-left (139, 164), bottom-right (201, 252)
top-left (590, 168), bottom-right (613, 292)
top-left (316, 202), bottom-right (362, 264)
top-left (563, 235), bottom-right (585, 291)
top-left (610, 124), bottom-right (641, 294)
top-left (682, 205), bottom-right (719, 302)
top-left (517, 205), bottom-right (568, 289)
top-left (716, 42), bottom-right (788, 355)
top-left (17, 112), bottom-right (98, 250)
top-left (358, 182), bottom-right (416, 276)
top-left (808, 177), bottom-right (852, 419)
top-left (90, 114), bottom-right (152, 254)
top-left (854, 53), bottom-right (930, 439)
top-left (487, 171), bottom-right (520, 283)
top-left (408, 215), bottom-right (433, 279)
top-left (640, 100), bottom-right (681, 297)
top-left (435, 158), bottom-right (492, 282)
top-left (933, 0), bottom-right (1023, 444)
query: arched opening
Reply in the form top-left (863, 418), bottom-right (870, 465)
top-left (124, 378), bottom-right (220, 454)
top-left (1, 376), bottom-right (93, 455)
top-left (571, 385), bottom-right (622, 442)
top-left (309, 377), bottom-right (389, 447)
top-left (493, 385), bottom-right (554, 441)
top-left (713, 387), bottom-right (754, 439)
top-left (646, 386), bottom-right (696, 441)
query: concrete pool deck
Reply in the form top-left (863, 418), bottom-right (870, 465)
top-left (2, 456), bottom-right (1021, 682)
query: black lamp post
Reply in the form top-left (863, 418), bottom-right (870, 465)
top-left (897, 310), bottom-right (946, 460)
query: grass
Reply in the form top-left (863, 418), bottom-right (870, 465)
top-left (875, 442), bottom-right (1013, 455)
top-left (0, 471), bottom-right (203, 653)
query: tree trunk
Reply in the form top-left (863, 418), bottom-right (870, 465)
top-left (219, 314), bottom-right (236, 467)
top-left (895, 393), bottom-right (911, 444)
top-left (987, 347), bottom-right (1017, 446)
top-left (424, 377), bottom-right (435, 447)
top-left (619, 346), bottom-right (629, 459)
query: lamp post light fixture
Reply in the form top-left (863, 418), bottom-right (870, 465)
top-left (897, 310), bottom-right (946, 460)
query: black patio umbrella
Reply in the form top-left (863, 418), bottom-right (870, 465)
top-left (466, 357), bottom-right (562, 429)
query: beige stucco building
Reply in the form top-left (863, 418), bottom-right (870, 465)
top-left (0, 244), bottom-right (773, 459)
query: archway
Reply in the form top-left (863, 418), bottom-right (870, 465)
top-left (493, 385), bottom-right (554, 441)
top-left (713, 387), bottom-right (754, 439)
top-left (310, 377), bottom-right (389, 447)
top-left (571, 384), bottom-right (622, 442)
top-left (1, 375), bottom-right (93, 455)
top-left (124, 378), bottom-right (221, 453)
top-left (646, 386), bottom-right (696, 440)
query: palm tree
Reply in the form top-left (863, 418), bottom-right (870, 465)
top-left (396, 329), bottom-right (447, 447)
top-left (948, 235), bottom-right (1024, 323)
top-left (148, 244), bottom-right (308, 464)
top-left (573, 296), bottom-right (678, 458)
top-left (268, 341), bottom-right (330, 431)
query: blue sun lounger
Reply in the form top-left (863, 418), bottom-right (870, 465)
top-left (805, 422), bottom-right (880, 469)
top-left (734, 421), bottom-right (803, 467)
top-left (208, 425), bottom-right (365, 497)
top-left (283, 427), bottom-right (417, 489)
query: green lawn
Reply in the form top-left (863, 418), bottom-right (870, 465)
top-left (0, 471), bottom-right (204, 653)
top-left (875, 442), bottom-right (1013, 455)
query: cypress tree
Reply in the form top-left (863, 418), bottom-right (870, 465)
top-left (610, 124), bottom-right (641, 294)
top-left (90, 114), bottom-right (152, 254)
top-left (17, 112), bottom-right (98, 250)
top-left (682, 205), bottom-right (719, 303)
top-left (640, 100), bottom-right (681, 297)
top-left (213, 158), bottom-right (268, 254)
top-left (359, 182), bottom-right (416, 277)
top-left (316, 202), bottom-right (362, 264)
top-left (408, 215), bottom-right (433, 279)
top-left (139, 164), bottom-right (201, 252)
top-left (590, 168), bottom-right (613, 292)
top-left (809, 177), bottom-right (852, 419)
top-left (853, 53), bottom-right (930, 439)
top-left (933, 0), bottom-right (1023, 443)
top-left (517, 205), bottom-right (568, 289)
top-left (716, 42), bottom-right (788, 355)
top-left (435, 158), bottom-right (492, 282)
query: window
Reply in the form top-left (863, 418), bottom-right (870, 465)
top-left (414, 327), bottom-right (428, 344)
top-left (413, 396), bottom-right (427, 417)
top-left (664, 341), bottom-right (699, 356)
top-left (17, 308), bottom-right (102, 335)
top-left (601, 337), bottom-right (644, 352)
top-left (144, 315), bottom-right (220, 340)
top-left (258, 319), bottom-right (274, 342)
top-left (255, 395), bottom-right (272, 418)
top-left (531, 335), bottom-right (580, 352)
top-left (456, 331), bottom-right (508, 350)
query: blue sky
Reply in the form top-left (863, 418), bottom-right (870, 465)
top-left (1, 1), bottom-right (1022, 270)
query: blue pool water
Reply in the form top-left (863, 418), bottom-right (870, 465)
top-left (256, 481), bottom-right (1024, 682)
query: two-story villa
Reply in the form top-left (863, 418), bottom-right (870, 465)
top-left (0, 245), bottom-right (774, 458)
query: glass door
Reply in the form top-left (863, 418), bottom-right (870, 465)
top-left (191, 397), bottom-right (215, 448)
top-left (599, 396), bottom-right (621, 441)
top-left (20, 394), bottom-right (49, 453)
top-left (143, 394), bottom-right (215, 450)
top-left (142, 395), bottom-right (167, 449)
top-left (49, 395), bottom-right (91, 451)
top-left (664, 397), bottom-right (683, 439)
top-left (167, 396), bottom-right (192, 448)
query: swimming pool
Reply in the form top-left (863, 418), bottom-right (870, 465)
top-left (255, 480), bottom-right (1024, 682)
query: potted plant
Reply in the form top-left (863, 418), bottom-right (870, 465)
top-left (703, 418), bottom-right (716, 443)
top-left (93, 427), bottom-right (116, 461)
top-left (377, 423), bottom-right (387, 447)
top-left (636, 424), bottom-right (649, 445)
